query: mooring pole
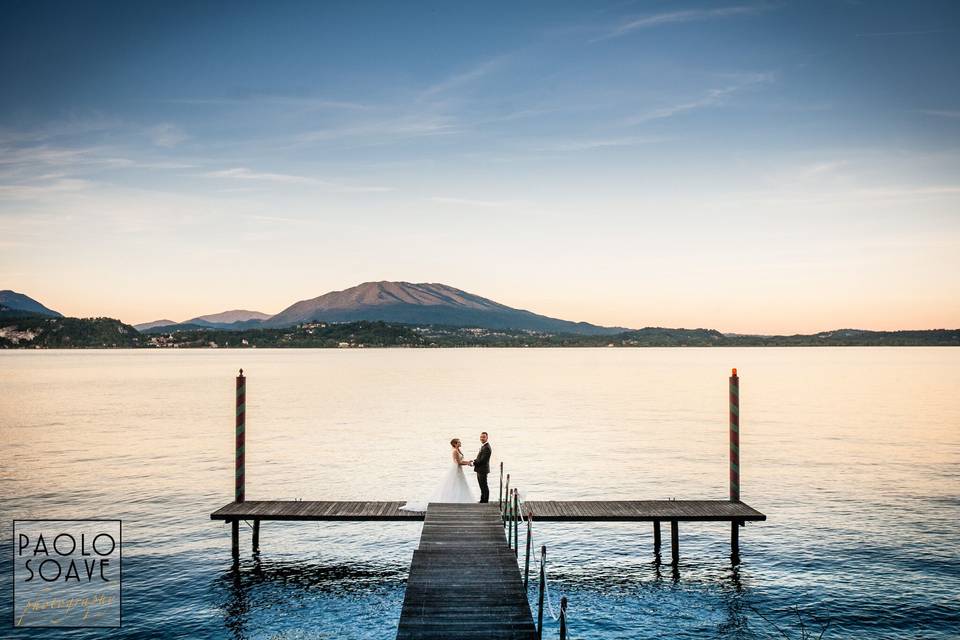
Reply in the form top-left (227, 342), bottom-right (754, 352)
top-left (231, 368), bottom-right (246, 559)
top-left (559, 596), bottom-right (568, 640)
top-left (524, 512), bottom-right (533, 589)
top-left (730, 367), bottom-right (739, 502)
top-left (513, 489), bottom-right (519, 556)
top-left (537, 545), bottom-right (546, 639)
top-left (730, 367), bottom-right (741, 559)
top-left (653, 520), bottom-right (661, 554)
top-left (499, 461), bottom-right (504, 511)
top-left (252, 519), bottom-right (260, 552)
top-left (236, 369), bottom-right (246, 504)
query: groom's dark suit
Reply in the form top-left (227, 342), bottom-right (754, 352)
top-left (474, 442), bottom-right (492, 503)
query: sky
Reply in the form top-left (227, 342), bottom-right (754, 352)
top-left (1, 0), bottom-right (959, 333)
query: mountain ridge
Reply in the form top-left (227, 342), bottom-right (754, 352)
top-left (263, 281), bottom-right (628, 335)
top-left (0, 290), bottom-right (63, 318)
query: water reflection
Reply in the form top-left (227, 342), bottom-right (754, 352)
top-left (219, 558), bottom-right (406, 639)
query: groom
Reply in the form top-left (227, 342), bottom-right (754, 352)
top-left (470, 431), bottom-right (492, 503)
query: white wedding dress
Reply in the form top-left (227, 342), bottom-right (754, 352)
top-left (400, 448), bottom-right (476, 512)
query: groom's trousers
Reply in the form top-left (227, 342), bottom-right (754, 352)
top-left (477, 473), bottom-right (490, 503)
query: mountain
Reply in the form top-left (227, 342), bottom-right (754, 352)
top-left (264, 281), bottom-right (627, 335)
top-left (136, 310), bottom-right (271, 332)
top-left (185, 309), bottom-right (271, 327)
top-left (135, 319), bottom-right (178, 331)
top-left (0, 290), bottom-right (63, 317)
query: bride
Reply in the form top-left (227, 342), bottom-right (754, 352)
top-left (400, 438), bottom-right (476, 511)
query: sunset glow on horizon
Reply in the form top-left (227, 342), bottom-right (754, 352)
top-left (2, 2), bottom-right (958, 334)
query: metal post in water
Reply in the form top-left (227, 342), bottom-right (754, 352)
top-left (513, 489), bottom-right (522, 556)
top-left (537, 545), bottom-right (546, 639)
top-left (499, 461), bottom-right (504, 511)
top-left (236, 369), bottom-right (246, 504)
top-left (729, 368), bottom-right (740, 502)
top-left (559, 596), bottom-right (568, 640)
top-left (524, 511), bottom-right (532, 589)
top-left (504, 473), bottom-right (510, 526)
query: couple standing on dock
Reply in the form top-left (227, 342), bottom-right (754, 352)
top-left (400, 432), bottom-right (491, 511)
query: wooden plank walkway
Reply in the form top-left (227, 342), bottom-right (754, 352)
top-left (396, 503), bottom-right (535, 640)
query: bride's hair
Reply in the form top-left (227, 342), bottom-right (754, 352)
top-left (450, 438), bottom-right (460, 448)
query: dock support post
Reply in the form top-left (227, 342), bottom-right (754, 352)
top-left (231, 519), bottom-right (239, 559)
top-left (731, 520), bottom-right (740, 560)
top-left (513, 490), bottom-right (519, 556)
top-left (670, 520), bottom-right (679, 566)
top-left (653, 520), bottom-right (661, 554)
top-left (524, 512), bottom-right (532, 589)
top-left (236, 369), bottom-right (246, 504)
top-left (730, 368), bottom-right (739, 502)
top-left (252, 519), bottom-right (260, 552)
top-left (559, 596), bottom-right (568, 640)
top-left (537, 545), bottom-right (546, 640)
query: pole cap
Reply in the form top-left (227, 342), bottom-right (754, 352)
top-left (239, 368), bottom-right (244, 376)
top-left (731, 367), bottom-right (737, 377)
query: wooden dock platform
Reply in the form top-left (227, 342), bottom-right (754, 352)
top-left (522, 499), bottom-right (766, 522)
top-left (396, 503), bottom-right (535, 640)
top-left (211, 500), bottom-right (424, 521)
top-left (210, 499), bottom-right (764, 523)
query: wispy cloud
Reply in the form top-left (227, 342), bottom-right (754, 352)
top-left (420, 57), bottom-right (506, 99)
top-left (428, 196), bottom-right (528, 209)
top-left (537, 136), bottom-right (663, 152)
top-left (204, 167), bottom-right (392, 192)
top-left (624, 73), bottom-right (772, 125)
top-left (149, 123), bottom-right (188, 148)
top-left (594, 5), bottom-right (768, 42)
top-left (856, 29), bottom-right (953, 38)
top-left (298, 114), bottom-right (462, 146)
top-left (0, 178), bottom-right (93, 200)
top-left (165, 93), bottom-right (370, 111)
top-left (916, 109), bottom-right (960, 119)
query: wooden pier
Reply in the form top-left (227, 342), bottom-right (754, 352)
top-left (212, 368), bottom-right (768, 637)
top-left (396, 503), bottom-right (535, 640)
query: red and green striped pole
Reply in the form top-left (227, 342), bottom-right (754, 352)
top-left (236, 368), bottom-right (245, 503)
top-left (729, 368), bottom-right (739, 502)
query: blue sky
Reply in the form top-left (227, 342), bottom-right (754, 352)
top-left (1, 1), bottom-right (958, 332)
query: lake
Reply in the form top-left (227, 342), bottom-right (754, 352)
top-left (1, 348), bottom-right (958, 638)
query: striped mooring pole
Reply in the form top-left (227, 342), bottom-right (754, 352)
top-left (729, 368), bottom-right (739, 502)
top-left (236, 368), bottom-right (246, 503)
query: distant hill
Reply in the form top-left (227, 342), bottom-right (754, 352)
top-left (136, 310), bottom-right (271, 332)
top-left (139, 322), bottom-right (216, 334)
top-left (0, 315), bottom-right (140, 348)
top-left (185, 309), bottom-right (271, 328)
top-left (264, 281), bottom-right (627, 335)
top-left (134, 319), bottom-right (178, 331)
top-left (0, 290), bottom-right (62, 317)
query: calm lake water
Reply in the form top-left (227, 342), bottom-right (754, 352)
top-left (1, 348), bottom-right (958, 639)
